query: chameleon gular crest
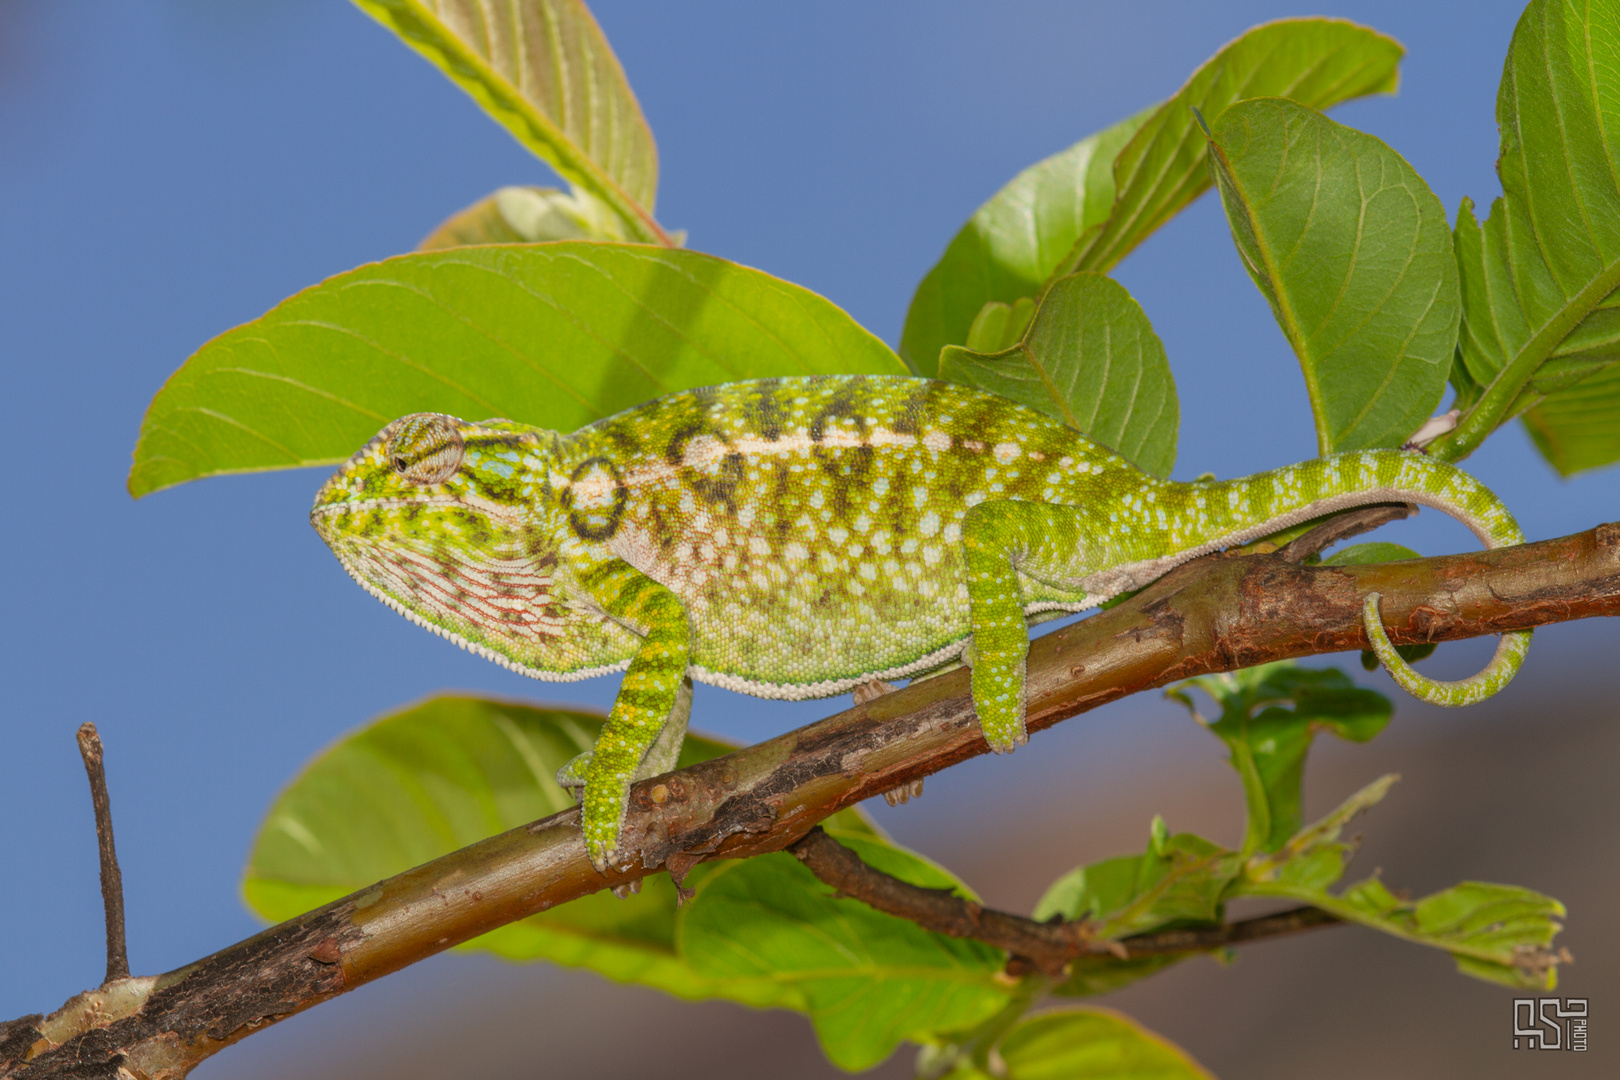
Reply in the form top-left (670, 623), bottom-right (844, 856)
top-left (313, 375), bottom-right (1532, 870)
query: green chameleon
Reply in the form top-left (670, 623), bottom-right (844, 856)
top-left (311, 375), bottom-right (1530, 870)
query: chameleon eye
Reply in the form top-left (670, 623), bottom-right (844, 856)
top-left (386, 414), bottom-right (465, 485)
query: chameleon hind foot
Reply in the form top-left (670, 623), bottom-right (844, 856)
top-left (1362, 592), bottom-right (1531, 707)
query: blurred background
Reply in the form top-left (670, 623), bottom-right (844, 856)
top-left (0, 1), bottom-right (1612, 1076)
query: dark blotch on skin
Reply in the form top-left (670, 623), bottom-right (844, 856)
top-left (809, 376), bottom-right (868, 443)
top-left (567, 456), bottom-right (629, 541)
top-left (751, 379), bottom-right (786, 442)
top-left (692, 452), bottom-right (747, 515)
top-left (665, 421), bottom-right (712, 467)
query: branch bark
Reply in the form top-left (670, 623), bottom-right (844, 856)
top-left (8, 522), bottom-right (1620, 1079)
top-left (787, 826), bottom-right (1341, 976)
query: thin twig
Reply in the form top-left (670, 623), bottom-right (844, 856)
top-left (1281, 503), bottom-right (1415, 563)
top-left (789, 827), bottom-right (1340, 975)
top-left (75, 723), bottom-right (128, 984)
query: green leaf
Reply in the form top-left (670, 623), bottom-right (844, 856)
top-left (1032, 820), bottom-right (1241, 940)
top-left (130, 243), bottom-right (907, 496)
top-left (242, 692), bottom-right (877, 1008)
top-left (1319, 542), bottom-right (1421, 566)
top-left (1062, 18), bottom-right (1403, 278)
top-left (1205, 98), bottom-right (1459, 454)
top-left (993, 1008), bottom-right (1215, 1080)
top-left (937, 273), bottom-right (1179, 477)
top-left (1330, 878), bottom-right (1567, 990)
top-left (353, 0), bottom-right (665, 243)
top-left (1437, 0), bottom-right (1620, 461)
top-left (681, 839), bottom-right (1009, 1071)
top-left (1237, 778), bottom-right (1569, 990)
top-left (417, 186), bottom-right (630, 249)
top-left (1241, 773), bottom-right (1396, 891)
top-left (900, 106), bottom-right (1153, 375)
top-left (1524, 352), bottom-right (1620, 475)
top-left (1168, 663), bottom-right (1391, 854)
top-left (900, 19), bottom-right (1402, 376)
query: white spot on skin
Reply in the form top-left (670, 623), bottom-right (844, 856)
top-left (682, 434), bottom-right (722, 468)
top-left (993, 441), bottom-right (1020, 463)
top-left (749, 536), bottom-right (771, 556)
top-left (918, 511), bottom-right (940, 538)
top-left (923, 430), bottom-right (951, 453)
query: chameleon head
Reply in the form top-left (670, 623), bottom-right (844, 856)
top-left (308, 413), bottom-right (584, 674)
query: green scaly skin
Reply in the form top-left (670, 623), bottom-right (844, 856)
top-left (311, 375), bottom-right (1531, 870)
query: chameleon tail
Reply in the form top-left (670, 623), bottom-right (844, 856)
top-left (1191, 449), bottom-right (1531, 706)
top-left (1362, 593), bottom-right (1532, 707)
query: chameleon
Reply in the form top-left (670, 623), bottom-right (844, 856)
top-left (310, 374), bottom-right (1531, 870)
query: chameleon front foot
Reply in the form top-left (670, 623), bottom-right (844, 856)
top-left (1362, 592), bottom-right (1531, 707)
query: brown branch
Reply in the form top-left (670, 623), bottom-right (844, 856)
top-left (8, 522), bottom-right (1620, 1079)
top-left (788, 827), bottom-right (1341, 976)
top-left (74, 723), bottom-right (128, 985)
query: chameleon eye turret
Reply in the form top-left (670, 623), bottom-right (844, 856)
top-left (387, 413), bottom-right (465, 485)
top-left (315, 374), bottom-right (1532, 871)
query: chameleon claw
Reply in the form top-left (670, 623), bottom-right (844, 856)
top-left (881, 778), bottom-right (925, 806)
top-left (853, 679), bottom-right (899, 705)
top-left (610, 878), bottom-right (643, 899)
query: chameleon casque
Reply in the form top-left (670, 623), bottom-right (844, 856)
top-left (311, 375), bottom-right (1531, 870)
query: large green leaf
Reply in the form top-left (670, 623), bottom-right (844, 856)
top-left (900, 19), bottom-right (1402, 376)
top-left (417, 186), bottom-right (631, 249)
top-left (1524, 361), bottom-right (1620, 474)
top-left (1206, 98), bottom-right (1459, 453)
top-left (1061, 18), bottom-right (1402, 278)
top-left (937, 273), bottom-right (1178, 477)
top-left (681, 840), bottom-right (1008, 1071)
top-left (993, 1008), bottom-right (1215, 1080)
top-left (900, 107), bottom-right (1152, 376)
top-left (353, 0), bottom-right (665, 243)
top-left (1167, 662), bottom-right (1391, 854)
top-left (129, 243), bottom-right (907, 496)
top-left (243, 693), bottom-right (880, 1007)
top-left (1435, 0), bottom-right (1620, 461)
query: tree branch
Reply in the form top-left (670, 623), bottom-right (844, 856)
top-left (8, 522), bottom-right (1620, 1079)
top-left (787, 826), bottom-right (1341, 976)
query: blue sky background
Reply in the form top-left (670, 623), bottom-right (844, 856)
top-left (2, 0), bottom-right (1614, 1069)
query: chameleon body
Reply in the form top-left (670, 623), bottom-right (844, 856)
top-left (311, 375), bottom-right (1531, 869)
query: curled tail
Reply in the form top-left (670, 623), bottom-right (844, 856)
top-left (1363, 593), bottom-right (1531, 706)
top-left (1198, 449), bottom-right (1530, 706)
